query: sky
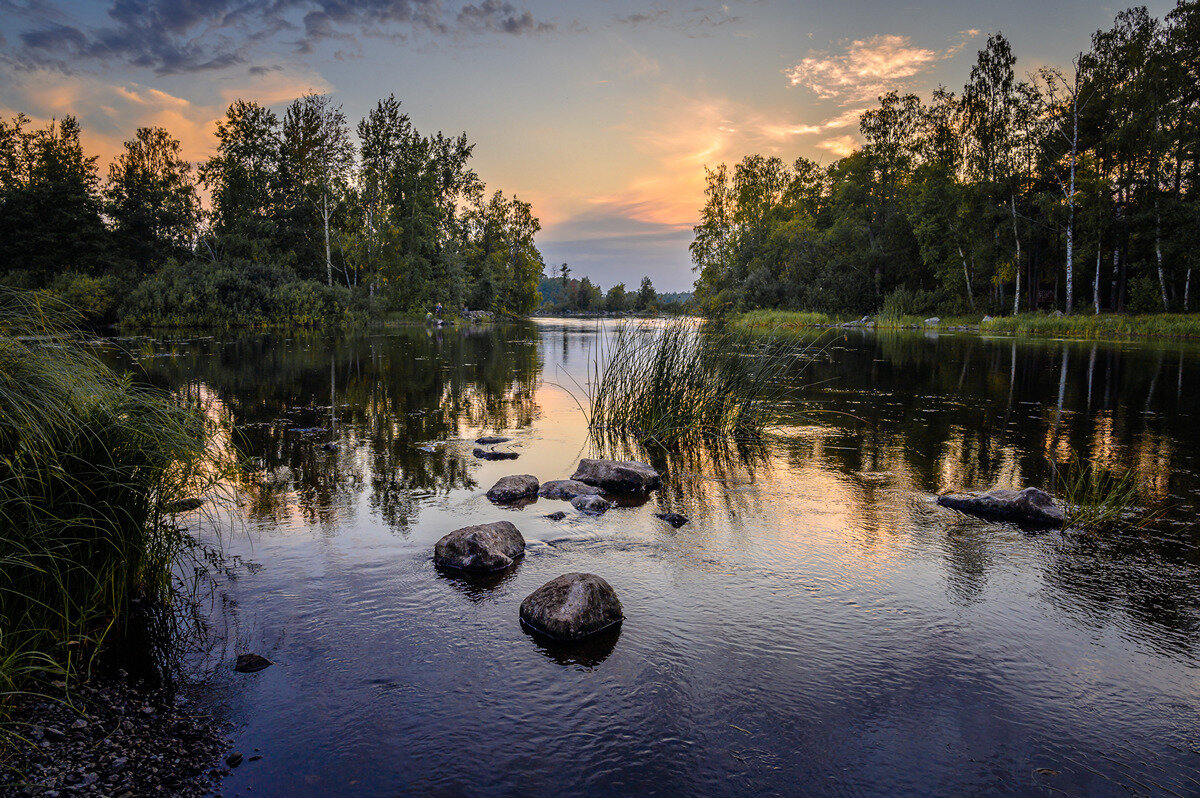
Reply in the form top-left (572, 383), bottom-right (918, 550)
top-left (0, 0), bottom-right (1179, 291)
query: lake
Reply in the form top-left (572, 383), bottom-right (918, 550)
top-left (106, 319), bottom-right (1200, 796)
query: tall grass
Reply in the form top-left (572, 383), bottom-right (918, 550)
top-left (0, 289), bottom-right (221, 720)
top-left (1056, 456), bottom-right (1145, 532)
top-left (586, 321), bottom-right (800, 448)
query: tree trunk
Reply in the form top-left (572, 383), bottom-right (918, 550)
top-left (1065, 100), bottom-right (1077, 315)
top-left (323, 190), bottom-right (333, 287)
top-left (1155, 198), bottom-right (1168, 311)
top-left (1011, 195), bottom-right (1021, 316)
top-left (959, 246), bottom-right (975, 311)
top-left (1185, 268), bottom-right (1192, 312)
top-left (1093, 247), bottom-right (1101, 314)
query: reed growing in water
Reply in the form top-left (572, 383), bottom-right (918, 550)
top-left (0, 289), bottom-right (219, 719)
top-left (1057, 456), bottom-right (1145, 532)
top-left (587, 321), bottom-right (797, 448)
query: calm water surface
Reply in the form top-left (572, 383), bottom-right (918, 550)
top-left (109, 320), bottom-right (1200, 797)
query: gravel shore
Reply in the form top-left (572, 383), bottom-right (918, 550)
top-left (1, 673), bottom-right (230, 796)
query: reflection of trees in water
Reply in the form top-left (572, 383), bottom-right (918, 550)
top-left (748, 328), bottom-right (1200, 629)
top-left (118, 324), bottom-right (542, 531)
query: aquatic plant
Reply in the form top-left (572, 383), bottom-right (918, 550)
top-left (1056, 456), bottom-right (1144, 532)
top-left (0, 289), bottom-right (224, 722)
top-left (585, 320), bottom-right (802, 448)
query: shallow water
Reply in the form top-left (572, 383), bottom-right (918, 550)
top-left (109, 321), bottom-right (1200, 796)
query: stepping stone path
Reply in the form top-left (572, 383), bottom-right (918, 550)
top-left (519, 573), bottom-right (624, 641)
top-left (434, 521), bottom-right (526, 572)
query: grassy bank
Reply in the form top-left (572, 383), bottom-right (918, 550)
top-left (0, 289), bottom-right (220, 724)
top-left (731, 309), bottom-right (1200, 340)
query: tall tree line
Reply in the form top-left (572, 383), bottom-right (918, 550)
top-left (0, 93), bottom-right (543, 324)
top-left (693, 2), bottom-right (1200, 317)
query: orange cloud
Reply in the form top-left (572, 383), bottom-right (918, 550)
top-left (786, 31), bottom-right (980, 104)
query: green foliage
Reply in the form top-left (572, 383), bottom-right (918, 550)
top-left (48, 273), bottom-right (123, 327)
top-left (122, 259), bottom-right (362, 329)
top-left (1057, 455), bottom-right (1144, 531)
top-left (880, 286), bottom-right (939, 320)
top-left (0, 289), bottom-right (220, 713)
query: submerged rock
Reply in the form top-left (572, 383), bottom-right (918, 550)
top-left (519, 573), bottom-right (624, 641)
top-left (571, 495), bottom-right (612, 515)
top-left (571, 459), bottom-right (661, 493)
top-left (234, 653), bottom-right (272, 673)
top-left (539, 479), bottom-right (603, 500)
top-left (474, 448), bottom-right (519, 461)
top-left (486, 474), bottom-right (540, 503)
top-left (655, 512), bottom-right (689, 528)
top-left (434, 521), bottom-right (526, 572)
top-left (937, 487), bottom-right (1065, 528)
top-left (163, 497), bottom-right (205, 513)
top-left (545, 511), bottom-right (567, 521)
top-left (476, 436), bottom-right (512, 445)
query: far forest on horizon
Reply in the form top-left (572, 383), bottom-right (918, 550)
top-left (691, 2), bottom-right (1200, 320)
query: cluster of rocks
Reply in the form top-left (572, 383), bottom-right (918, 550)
top-left (0, 673), bottom-right (230, 797)
top-left (434, 458), bottom-right (684, 642)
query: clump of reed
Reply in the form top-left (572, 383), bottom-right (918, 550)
top-left (1056, 455), bottom-right (1144, 531)
top-left (0, 289), bottom-right (221, 718)
top-left (586, 320), bottom-right (800, 448)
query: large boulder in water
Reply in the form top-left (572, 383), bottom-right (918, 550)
top-left (937, 487), bottom-right (1065, 528)
top-left (571, 459), bottom-right (661, 493)
top-left (538, 479), bottom-right (603, 500)
top-left (434, 521), bottom-right (525, 572)
top-left (486, 474), bottom-right (539, 503)
top-left (519, 573), bottom-right (624, 641)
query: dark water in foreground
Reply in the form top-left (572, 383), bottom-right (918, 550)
top-left (107, 320), bottom-right (1200, 796)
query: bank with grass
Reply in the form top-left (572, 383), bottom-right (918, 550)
top-left (730, 309), bottom-right (1200, 341)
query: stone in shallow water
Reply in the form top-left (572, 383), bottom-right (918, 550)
top-left (519, 573), bottom-right (624, 641)
top-left (434, 521), bottom-right (526, 572)
top-left (570, 459), bottom-right (661, 493)
top-left (474, 448), bottom-right (519, 461)
top-left (571, 495), bottom-right (612, 515)
top-left (937, 487), bottom-right (1065, 528)
top-left (476, 436), bottom-right (511, 445)
top-left (234, 653), bottom-right (272, 673)
top-left (545, 511), bottom-right (567, 521)
top-left (486, 474), bottom-right (539, 503)
top-left (538, 479), bottom-right (603, 500)
top-left (655, 512), bottom-right (689, 528)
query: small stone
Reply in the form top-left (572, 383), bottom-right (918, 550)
top-left (571, 459), bottom-right (660, 493)
top-left (112, 757), bottom-right (127, 770)
top-left (538, 479), bottom-right (603, 500)
top-left (234, 653), bottom-right (273, 673)
top-left (655, 512), bottom-right (689, 528)
top-left (473, 448), bottom-right (519, 461)
top-left (475, 436), bottom-right (511, 445)
top-left (434, 521), bottom-right (526, 572)
top-left (519, 573), bottom-right (624, 641)
top-left (226, 752), bottom-right (244, 768)
top-left (141, 705), bottom-right (155, 715)
top-left (45, 726), bottom-right (65, 741)
top-left (545, 511), bottom-right (567, 521)
top-left (248, 755), bottom-right (262, 762)
top-left (486, 474), bottom-right (539, 503)
top-left (70, 718), bottom-right (88, 730)
top-left (571, 495), bottom-right (612, 515)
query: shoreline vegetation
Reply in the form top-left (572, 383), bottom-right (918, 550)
top-left (731, 309), bottom-right (1200, 341)
top-left (0, 290), bottom-right (228, 777)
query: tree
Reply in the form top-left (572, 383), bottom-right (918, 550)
top-left (605, 282), bottom-right (627, 312)
top-left (636, 276), bottom-right (657, 311)
top-left (106, 126), bottom-right (200, 275)
top-left (200, 100), bottom-right (279, 244)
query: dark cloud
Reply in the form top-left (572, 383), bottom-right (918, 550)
top-left (3, 0), bottom-right (554, 75)
top-left (612, 5), bottom-right (741, 36)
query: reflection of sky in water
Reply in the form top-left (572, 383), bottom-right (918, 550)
top-left (107, 323), bottom-right (1200, 796)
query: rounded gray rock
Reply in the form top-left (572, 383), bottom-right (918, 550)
top-left (937, 487), bottom-right (1065, 528)
top-left (486, 474), bottom-right (539, 503)
top-left (538, 479), bottom-right (603, 500)
top-left (434, 521), bottom-right (526, 572)
top-left (571, 494), bottom-right (612, 515)
top-left (519, 573), bottom-right (624, 641)
top-left (570, 458), bottom-right (661, 493)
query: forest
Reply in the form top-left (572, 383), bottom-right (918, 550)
top-left (0, 94), bottom-right (545, 327)
top-left (692, 2), bottom-right (1200, 320)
